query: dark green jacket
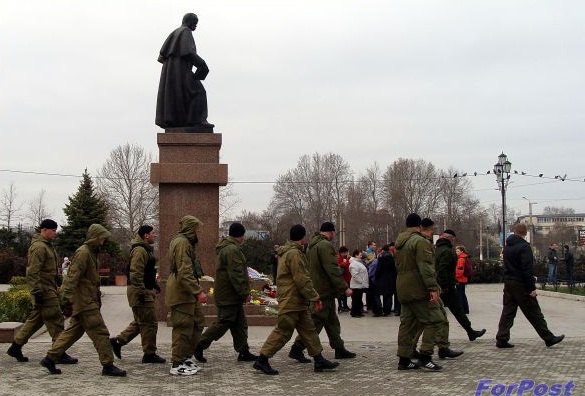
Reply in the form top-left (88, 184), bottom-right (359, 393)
top-left (434, 237), bottom-right (457, 290)
top-left (61, 224), bottom-right (111, 315)
top-left (26, 234), bottom-right (60, 306)
top-left (127, 236), bottom-right (157, 307)
top-left (395, 228), bottom-right (439, 303)
top-left (165, 216), bottom-right (203, 307)
top-left (306, 233), bottom-right (347, 300)
top-left (214, 236), bottom-right (250, 306)
top-left (276, 241), bottom-right (319, 313)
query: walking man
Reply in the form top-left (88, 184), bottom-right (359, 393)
top-left (254, 224), bottom-right (339, 375)
top-left (547, 243), bottom-right (559, 284)
top-left (194, 222), bottom-right (257, 363)
top-left (7, 219), bottom-right (77, 365)
top-left (40, 224), bottom-right (126, 376)
top-left (166, 215), bottom-right (207, 375)
top-left (289, 222), bottom-right (355, 362)
top-left (434, 229), bottom-right (486, 342)
top-left (110, 225), bottom-right (165, 363)
top-left (395, 214), bottom-right (444, 371)
top-left (496, 223), bottom-right (564, 348)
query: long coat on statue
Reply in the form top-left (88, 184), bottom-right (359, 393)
top-left (155, 25), bottom-right (209, 128)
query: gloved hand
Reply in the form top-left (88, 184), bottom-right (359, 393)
top-left (154, 283), bottom-right (161, 293)
top-left (61, 301), bottom-right (73, 318)
top-left (138, 293), bottom-right (146, 305)
top-left (32, 292), bottom-right (43, 307)
top-left (96, 292), bottom-right (102, 308)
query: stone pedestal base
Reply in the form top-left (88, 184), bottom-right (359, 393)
top-left (0, 322), bottom-right (22, 343)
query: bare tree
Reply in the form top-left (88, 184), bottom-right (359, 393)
top-left (382, 158), bottom-right (441, 233)
top-left (96, 143), bottom-right (158, 241)
top-left (270, 152), bottom-right (352, 233)
top-left (27, 190), bottom-right (51, 227)
top-left (1, 182), bottom-right (22, 229)
top-left (219, 179), bottom-right (241, 222)
top-left (542, 206), bottom-right (575, 215)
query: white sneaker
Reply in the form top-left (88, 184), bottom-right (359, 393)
top-left (184, 357), bottom-right (203, 371)
top-left (169, 363), bottom-right (198, 376)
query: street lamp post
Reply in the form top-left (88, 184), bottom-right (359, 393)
top-left (522, 196), bottom-right (538, 244)
top-left (494, 153), bottom-right (512, 247)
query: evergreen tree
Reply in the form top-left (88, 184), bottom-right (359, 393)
top-left (57, 170), bottom-right (117, 256)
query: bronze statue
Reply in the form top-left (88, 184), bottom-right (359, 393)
top-left (155, 13), bottom-right (214, 132)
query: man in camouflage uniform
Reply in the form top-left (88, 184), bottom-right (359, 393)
top-left (7, 219), bottom-right (77, 365)
top-left (254, 224), bottom-right (339, 375)
top-left (289, 222), bottom-right (355, 362)
top-left (165, 215), bottom-right (207, 376)
top-left (40, 224), bottom-right (126, 376)
top-left (395, 214), bottom-right (444, 371)
top-left (194, 222), bottom-right (257, 363)
top-left (110, 225), bottom-right (165, 363)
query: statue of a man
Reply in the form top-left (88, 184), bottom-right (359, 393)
top-left (155, 13), bottom-right (214, 131)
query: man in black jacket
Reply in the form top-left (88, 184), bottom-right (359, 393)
top-left (495, 223), bottom-right (564, 348)
top-left (434, 229), bottom-right (486, 343)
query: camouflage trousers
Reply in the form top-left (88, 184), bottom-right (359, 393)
top-left (116, 303), bottom-right (159, 354)
top-left (169, 302), bottom-right (205, 365)
top-left (14, 304), bottom-right (64, 346)
top-left (261, 310), bottom-right (323, 358)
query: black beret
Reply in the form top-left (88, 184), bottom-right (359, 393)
top-left (40, 219), bottom-right (58, 230)
top-left (320, 222), bottom-right (336, 232)
top-left (290, 224), bottom-right (306, 241)
top-left (229, 222), bottom-right (246, 237)
top-left (405, 213), bottom-right (421, 227)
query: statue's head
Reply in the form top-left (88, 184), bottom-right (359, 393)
top-left (182, 13), bottom-right (198, 31)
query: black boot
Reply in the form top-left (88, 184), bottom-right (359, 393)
top-left (40, 356), bottom-right (62, 375)
top-left (142, 353), bottom-right (166, 363)
top-left (438, 347), bottom-right (464, 359)
top-left (110, 337), bottom-right (122, 359)
top-left (102, 364), bottom-right (127, 377)
top-left (496, 340), bottom-right (515, 349)
top-left (334, 347), bottom-right (356, 359)
top-left (193, 344), bottom-right (207, 363)
top-left (545, 334), bottom-right (565, 347)
top-left (313, 353), bottom-right (339, 372)
top-left (253, 354), bottom-right (279, 375)
top-left (237, 347), bottom-right (258, 362)
top-left (7, 342), bottom-right (28, 362)
top-left (468, 328), bottom-right (487, 341)
top-left (288, 343), bottom-right (311, 363)
top-left (59, 352), bottom-right (79, 364)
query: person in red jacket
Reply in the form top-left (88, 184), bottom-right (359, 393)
top-left (455, 245), bottom-right (472, 314)
top-left (336, 246), bottom-right (351, 312)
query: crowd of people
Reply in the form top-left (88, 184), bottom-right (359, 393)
top-left (6, 213), bottom-right (566, 377)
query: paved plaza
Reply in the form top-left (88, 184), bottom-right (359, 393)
top-left (1, 284), bottom-right (583, 396)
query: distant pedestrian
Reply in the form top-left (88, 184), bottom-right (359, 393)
top-left (455, 245), bottom-right (472, 314)
top-left (374, 244), bottom-right (397, 316)
top-left (496, 223), bottom-right (564, 349)
top-left (547, 243), bottom-right (559, 284)
top-left (61, 257), bottom-right (71, 277)
top-left (563, 245), bottom-right (574, 287)
top-left (349, 249), bottom-right (369, 318)
top-left (337, 246), bottom-right (351, 312)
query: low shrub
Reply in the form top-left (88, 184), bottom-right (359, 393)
top-left (469, 260), bottom-right (503, 284)
top-left (0, 278), bottom-right (32, 322)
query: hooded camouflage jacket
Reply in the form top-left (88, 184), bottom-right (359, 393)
top-left (213, 236), bottom-right (250, 306)
top-left (26, 233), bottom-right (60, 306)
top-left (306, 233), bottom-right (347, 300)
top-left (61, 224), bottom-right (111, 315)
top-left (165, 216), bottom-right (203, 307)
top-left (395, 227), bottom-right (439, 304)
top-left (276, 241), bottom-right (319, 313)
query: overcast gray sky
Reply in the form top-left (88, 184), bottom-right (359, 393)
top-left (1, 0), bottom-right (584, 227)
